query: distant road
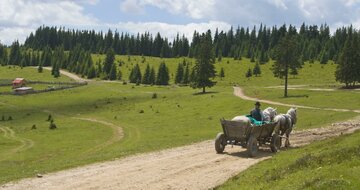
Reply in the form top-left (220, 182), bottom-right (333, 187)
top-left (42, 67), bottom-right (90, 82)
top-left (233, 86), bottom-right (360, 113)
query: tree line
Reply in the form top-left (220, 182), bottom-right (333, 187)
top-left (0, 24), bottom-right (359, 88)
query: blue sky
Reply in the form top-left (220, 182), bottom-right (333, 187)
top-left (0, 0), bottom-right (360, 45)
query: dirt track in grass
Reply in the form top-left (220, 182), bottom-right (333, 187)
top-left (1, 116), bottom-right (359, 190)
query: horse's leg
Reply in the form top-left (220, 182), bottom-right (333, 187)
top-left (285, 127), bottom-right (293, 148)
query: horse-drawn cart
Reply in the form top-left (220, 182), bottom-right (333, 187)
top-left (215, 118), bottom-right (281, 157)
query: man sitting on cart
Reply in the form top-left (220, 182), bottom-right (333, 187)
top-left (249, 101), bottom-right (265, 124)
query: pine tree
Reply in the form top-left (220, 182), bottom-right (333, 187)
top-left (109, 63), bottom-right (117, 80)
top-left (129, 64), bottom-right (142, 83)
top-left (253, 62), bottom-right (261, 76)
top-left (156, 62), bottom-right (170, 85)
top-left (87, 65), bottom-right (96, 79)
top-left (272, 35), bottom-right (302, 97)
top-left (104, 48), bottom-right (115, 76)
top-left (142, 64), bottom-right (151, 84)
top-left (149, 67), bottom-right (156, 85)
top-left (8, 41), bottom-right (21, 65)
top-left (336, 29), bottom-right (360, 87)
top-left (38, 62), bottom-right (43, 73)
top-left (246, 68), bottom-right (252, 79)
top-left (175, 63), bottom-right (184, 84)
top-left (182, 63), bottom-right (190, 84)
top-left (220, 67), bottom-right (225, 79)
top-left (190, 32), bottom-right (216, 93)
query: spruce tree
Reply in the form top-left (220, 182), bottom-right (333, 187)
top-left (272, 35), bottom-right (302, 97)
top-left (104, 48), bottom-right (115, 76)
top-left (253, 62), bottom-right (261, 76)
top-left (109, 63), bottom-right (117, 80)
top-left (149, 67), bottom-right (156, 85)
top-left (129, 64), bottom-right (142, 83)
top-left (175, 63), bottom-right (184, 84)
top-left (87, 65), bottom-right (96, 79)
top-left (246, 68), bottom-right (252, 79)
top-left (190, 32), bottom-right (216, 93)
top-left (156, 62), bottom-right (170, 85)
top-left (8, 41), bottom-right (21, 65)
top-left (336, 30), bottom-right (360, 87)
top-left (182, 63), bottom-right (190, 84)
top-left (220, 67), bottom-right (225, 79)
top-left (38, 62), bottom-right (43, 73)
top-left (142, 64), bottom-right (151, 84)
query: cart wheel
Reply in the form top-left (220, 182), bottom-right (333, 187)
top-left (215, 133), bottom-right (226, 153)
top-left (247, 135), bottom-right (258, 157)
top-left (270, 134), bottom-right (281, 153)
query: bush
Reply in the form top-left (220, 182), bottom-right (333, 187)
top-left (49, 120), bottom-right (57, 129)
top-left (152, 93), bottom-right (157, 99)
top-left (31, 124), bottom-right (37, 130)
top-left (8, 116), bottom-right (12, 120)
top-left (139, 110), bottom-right (144, 113)
top-left (47, 114), bottom-right (52, 121)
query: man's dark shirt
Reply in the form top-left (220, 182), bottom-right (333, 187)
top-left (250, 108), bottom-right (263, 121)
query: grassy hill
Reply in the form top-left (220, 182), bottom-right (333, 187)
top-left (216, 130), bottom-right (360, 190)
top-left (0, 57), bottom-right (358, 184)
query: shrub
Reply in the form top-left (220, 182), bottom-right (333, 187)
top-left (152, 93), bottom-right (157, 99)
top-left (47, 114), bottom-right (52, 121)
top-left (31, 124), bottom-right (37, 130)
top-left (49, 120), bottom-right (57, 129)
top-left (8, 116), bottom-right (12, 120)
top-left (139, 110), bottom-right (144, 113)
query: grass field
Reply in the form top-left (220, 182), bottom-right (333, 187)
top-left (0, 56), bottom-right (359, 184)
top-left (216, 130), bottom-right (360, 190)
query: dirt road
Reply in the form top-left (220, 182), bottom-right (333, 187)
top-left (1, 117), bottom-right (359, 190)
top-left (42, 67), bottom-right (90, 82)
top-left (233, 86), bottom-right (360, 113)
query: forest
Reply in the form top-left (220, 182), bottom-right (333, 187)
top-left (0, 23), bottom-right (359, 87)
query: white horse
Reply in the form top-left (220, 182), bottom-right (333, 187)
top-left (273, 107), bottom-right (298, 147)
top-left (263, 107), bottom-right (278, 122)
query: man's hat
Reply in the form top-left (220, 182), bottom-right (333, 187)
top-left (255, 101), bottom-right (261, 106)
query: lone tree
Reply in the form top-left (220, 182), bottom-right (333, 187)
top-left (220, 67), bottom-right (225, 79)
top-left (335, 28), bottom-right (360, 88)
top-left (272, 35), bottom-right (302, 97)
top-left (246, 68), bottom-right (252, 79)
top-left (190, 31), bottom-right (216, 93)
top-left (253, 62), bottom-right (261, 76)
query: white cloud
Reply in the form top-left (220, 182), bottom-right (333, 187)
top-left (120, 0), bottom-right (215, 19)
top-left (267, 0), bottom-right (288, 10)
top-left (120, 0), bottom-right (144, 14)
top-left (0, 0), bottom-right (98, 45)
top-left (0, 27), bottom-right (34, 45)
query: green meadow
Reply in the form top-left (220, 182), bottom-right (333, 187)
top-left (0, 57), bottom-right (359, 185)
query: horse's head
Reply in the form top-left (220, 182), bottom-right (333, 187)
top-left (264, 107), bottom-right (278, 121)
top-left (287, 107), bottom-right (297, 124)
